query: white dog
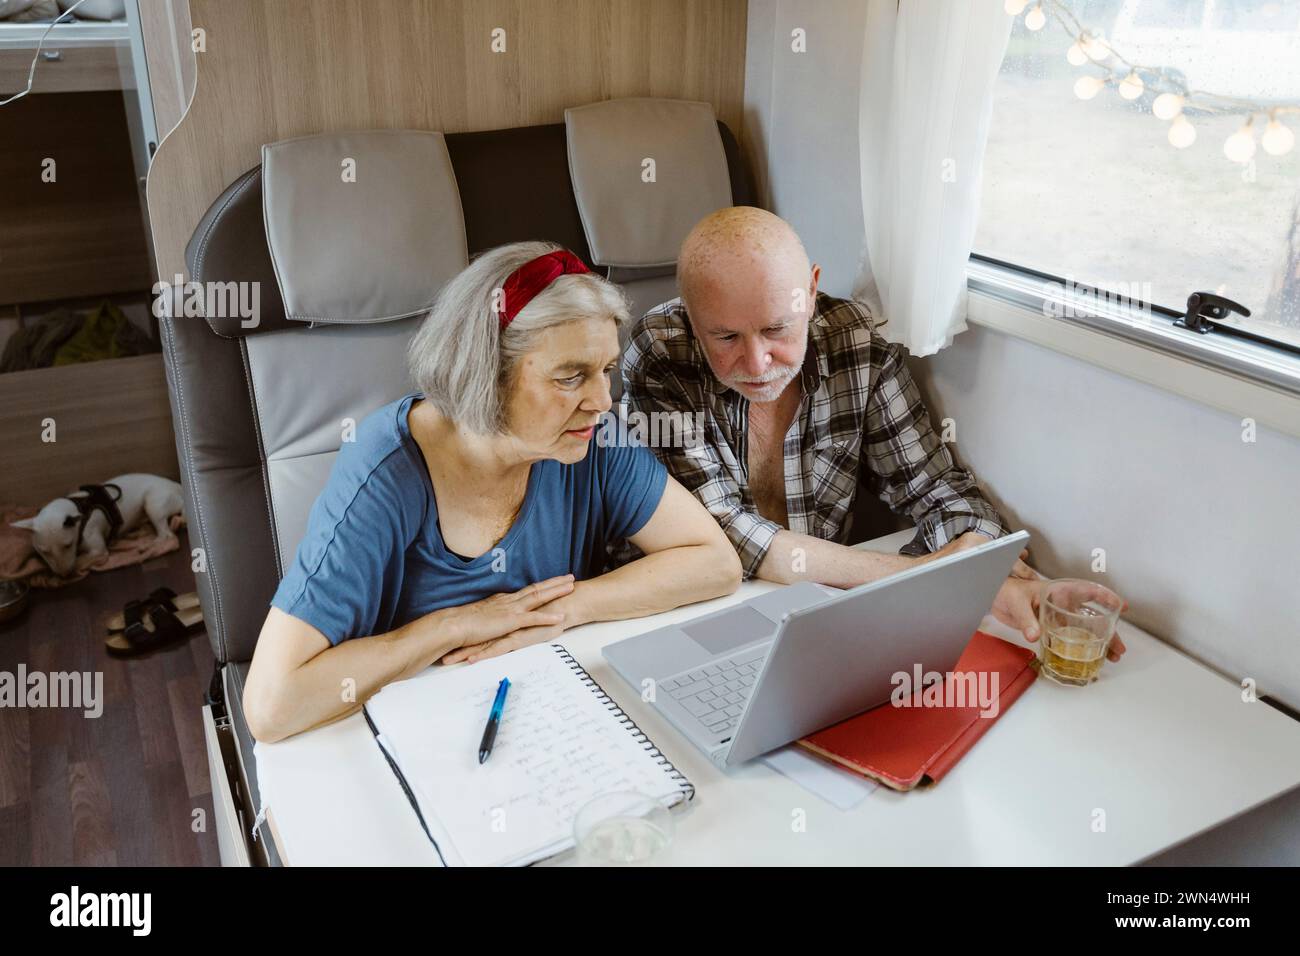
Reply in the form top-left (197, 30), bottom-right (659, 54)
top-left (11, 474), bottom-right (184, 577)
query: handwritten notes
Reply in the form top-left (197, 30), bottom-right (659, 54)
top-left (364, 643), bottom-right (686, 867)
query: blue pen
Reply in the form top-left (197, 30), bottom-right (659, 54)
top-left (478, 678), bottom-right (510, 764)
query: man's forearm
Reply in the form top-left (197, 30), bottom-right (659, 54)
top-left (754, 529), bottom-right (923, 588)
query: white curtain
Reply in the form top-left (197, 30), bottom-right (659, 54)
top-left (853, 0), bottom-right (1013, 356)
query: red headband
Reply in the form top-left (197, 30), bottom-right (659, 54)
top-left (498, 249), bottom-right (591, 329)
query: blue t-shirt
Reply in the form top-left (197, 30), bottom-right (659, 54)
top-left (271, 393), bottom-right (668, 645)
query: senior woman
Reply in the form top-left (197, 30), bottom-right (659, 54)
top-left (243, 241), bottom-right (742, 743)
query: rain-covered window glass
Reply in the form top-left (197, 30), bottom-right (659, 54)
top-left (978, 0), bottom-right (1300, 350)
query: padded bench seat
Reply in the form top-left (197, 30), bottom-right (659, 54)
top-left (175, 111), bottom-right (754, 866)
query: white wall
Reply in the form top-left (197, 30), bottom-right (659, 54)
top-left (917, 323), bottom-right (1300, 710)
top-left (744, 0), bottom-right (1300, 712)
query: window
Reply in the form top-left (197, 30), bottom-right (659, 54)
top-left (976, 0), bottom-right (1300, 353)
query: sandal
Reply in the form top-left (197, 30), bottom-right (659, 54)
top-left (105, 587), bottom-right (201, 632)
top-left (105, 600), bottom-right (204, 657)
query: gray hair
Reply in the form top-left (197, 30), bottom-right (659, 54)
top-left (408, 241), bottom-right (630, 434)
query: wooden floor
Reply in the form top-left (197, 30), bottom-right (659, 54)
top-left (0, 532), bottom-right (221, 866)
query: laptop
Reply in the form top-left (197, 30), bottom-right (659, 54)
top-left (603, 530), bottom-right (1029, 768)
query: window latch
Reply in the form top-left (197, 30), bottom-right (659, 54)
top-left (1175, 291), bottom-right (1250, 335)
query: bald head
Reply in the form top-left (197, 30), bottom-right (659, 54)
top-left (675, 208), bottom-right (820, 404)
top-left (678, 207), bottom-right (812, 313)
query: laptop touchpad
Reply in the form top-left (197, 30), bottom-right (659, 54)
top-left (682, 606), bottom-right (776, 655)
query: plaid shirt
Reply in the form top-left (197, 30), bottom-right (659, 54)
top-left (619, 293), bottom-right (1007, 578)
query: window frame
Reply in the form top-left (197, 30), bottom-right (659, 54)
top-left (964, 255), bottom-right (1300, 441)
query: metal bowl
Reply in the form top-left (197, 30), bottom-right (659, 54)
top-left (0, 579), bottom-right (30, 625)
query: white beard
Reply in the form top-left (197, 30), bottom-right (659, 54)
top-left (725, 363), bottom-right (800, 403)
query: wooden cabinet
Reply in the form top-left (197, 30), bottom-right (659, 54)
top-left (0, 89), bottom-right (151, 305)
top-left (0, 41), bottom-right (124, 93)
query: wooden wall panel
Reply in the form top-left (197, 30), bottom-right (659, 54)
top-left (0, 354), bottom-right (179, 504)
top-left (137, 0), bottom-right (197, 140)
top-left (145, 0), bottom-right (749, 281)
top-left (0, 91), bottom-right (152, 305)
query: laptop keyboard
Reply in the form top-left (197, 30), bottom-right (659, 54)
top-left (658, 645), bottom-right (769, 736)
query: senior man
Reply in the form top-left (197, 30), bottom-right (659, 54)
top-left (620, 206), bottom-right (1125, 657)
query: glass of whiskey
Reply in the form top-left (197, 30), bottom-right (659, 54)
top-left (1037, 578), bottom-right (1123, 686)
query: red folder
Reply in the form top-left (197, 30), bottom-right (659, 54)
top-left (797, 631), bottom-right (1037, 791)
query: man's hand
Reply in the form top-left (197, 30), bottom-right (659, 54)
top-left (991, 577), bottom-right (1128, 662)
top-left (935, 531), bottom-right (1037, 581)
top-left (991, 577), bottom-right (1042, 643)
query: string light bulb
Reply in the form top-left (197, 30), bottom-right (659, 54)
top-left (1223, 122), bottom-right (1257, 163)
top-left (1168, 114), bottom-right (1196, 148)
top-left (1118, 71), bottom-right (1144, 100)
top-left (1004, 0), bottom-right (1028, 14)
top-left (1262, 118), bottom-right (1296, 156)
top-left (1074, 75), bottom-right (1105, 100)
top-left (1044, 2), bottom-right (1294, 165)
top-left (1152, 92), bottom-right (1184, 120)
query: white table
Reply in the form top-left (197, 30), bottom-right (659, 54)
top-left (254, 530), bottom-right (1300, 866)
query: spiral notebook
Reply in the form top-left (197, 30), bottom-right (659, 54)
top-left (362, 642), bottom-right (695, 867)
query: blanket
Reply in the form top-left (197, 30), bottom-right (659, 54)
top-left (0, 504), bottom-right (186, 589)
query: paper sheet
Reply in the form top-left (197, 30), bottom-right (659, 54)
top-left (760, 744), bottom-right (878, 810)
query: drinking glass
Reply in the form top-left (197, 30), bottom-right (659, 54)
top-left (573, 791), bottom-right (674, 866)
top-left (1037, 578), bottom-right (1123, 686)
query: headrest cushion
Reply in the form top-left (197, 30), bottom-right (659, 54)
top-left (261, 130), bottom-right (468, 324)
top-left (565, 98), bottom-right (732, 269)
